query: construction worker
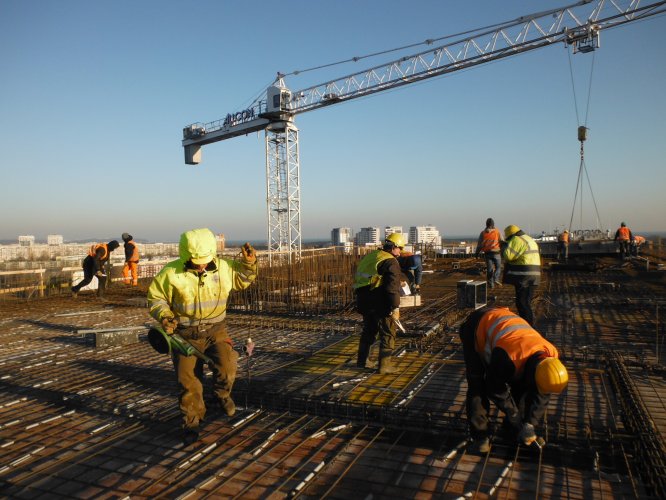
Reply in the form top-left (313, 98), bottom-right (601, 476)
top-left (614, 222), bottom-right (633, 260)
top-left (556, 230), bottom-right (569, 262)
top-left (71, 240), bottom-right (120, 298)
top-left (631, 235), bottom-right (646, 257)
top-left (459, 305), bottom-right (568, 453)
top-left (475, 218), bottom-right (504, 288)
top-left (147, 228), bottom-right (257, 444)
top-left (502, 225), bottom-right (541, 326)
top-left (353, 232), bottom-right (405, 374)
top-left (121, 233), bottom-right (140, 286)
top-left (398, 249), bottom-right (423, 295)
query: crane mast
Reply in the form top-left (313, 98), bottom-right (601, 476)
top-left (182, 0), bottom-right (666, 259)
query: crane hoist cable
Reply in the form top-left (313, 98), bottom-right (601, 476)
top-left (566, 45), bottom-right (604, 236)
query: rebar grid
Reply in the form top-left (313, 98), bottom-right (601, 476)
top-left (0, 254), bottom-right (664, 498)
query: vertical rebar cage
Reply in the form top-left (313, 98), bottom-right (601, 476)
top-left (265, 120), bottom-right (301, 265)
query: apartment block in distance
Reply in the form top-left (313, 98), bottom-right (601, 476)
top-left (409, 225), bottom-right (441, 246)
top-left (356, 227), bottom-right (381, 247)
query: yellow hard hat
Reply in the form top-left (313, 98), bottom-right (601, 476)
top-left (385, 232), bottom-right (406, 249)
top-left (535, 357), bottom-right (569, 394)
top-left (504, 225), bottom-right (521, 239)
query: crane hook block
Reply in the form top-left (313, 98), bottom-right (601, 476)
top-left (577, 126), bottom-right (588, 142)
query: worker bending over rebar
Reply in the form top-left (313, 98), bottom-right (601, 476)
top-left (459, 305), bottom-right (568, 453)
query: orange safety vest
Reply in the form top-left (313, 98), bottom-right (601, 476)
top-left (617, 227), bottom-right (630, 241)
top-left (634, 235), bottom-right (645, 245)
top-left (126, 241), bottom-right (139, 262)
top-left (480, 228), bottom-right (501, 252)
top-left (474, 307), bottom-right (559, 377)
top-left (558, 232), bottom-right (569, 244)
top-left (88, 243), bottom-right (109, 261)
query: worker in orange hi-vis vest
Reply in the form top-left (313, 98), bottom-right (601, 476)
top-left (557, 230), bottom-right (569, 262)
top-left (631, 234), bottom-right (646, 257)
top-left (614, 222), bottom-right (633, 260)
top-left (121, 233), bottom-right (140, 286)
top-left (459, 306), bottom-right (568, 454)
top-left (475, 218), bottom-right (504, 289)
top-left (72, 240), bottom-right (120, 298)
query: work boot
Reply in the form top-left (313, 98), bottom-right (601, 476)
top-left (378, 349), bottom-right (397, 375)
top-left (413, 285), bottom-right (420, 295)
top-left (356, 341), bottom-right (376, 369)
top-left (182, 426), bottom-right (199, 446)
top-left (220, 397), bottom-right (236, 417)
top-left (71, 290), bottom-right (78, 298)
top-left (469, 436), bottom-right (490, 454)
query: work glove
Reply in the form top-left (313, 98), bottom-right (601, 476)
top-left (390, 308), bottom-right (400, 322)
top-left (95, 271), bottom-right (106, 278)
top-left (241, 242), bottom-right (256, 264)
top-left (161, 317), bottom-right (178, 334)
top-left (518, 423), bottom-right (537, 446)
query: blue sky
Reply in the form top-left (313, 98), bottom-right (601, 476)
top-left (2, 1), bottom-right (665, 243)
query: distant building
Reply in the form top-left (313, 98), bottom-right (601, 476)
top-left (409, 225), bottom-right (441, 246)
top-left (384, 226), bottom-right (404, 240)
top-left (356, 227), bottom-right (381, 247)
top-left (215, 233), bottom-right (225, 251)
top-left (47, 235), bottom-right (64, 246)
top-left (18, 235), bottom-right (35, 247)
top-left (331, 227), bottom-right (353, 246)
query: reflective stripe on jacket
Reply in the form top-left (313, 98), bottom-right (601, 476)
top-left (147, 256), bottom-right (257, 327)
top-left (353, 249), bottom-right (394, 290)
top-left (88, 243), bottom-right (109, 261)
top-left (480, 228), bottom-right (501, 253)
top-left (503, 233), bottom-right (541, 284)
top-left (475, 307), bottom-right (558, 376)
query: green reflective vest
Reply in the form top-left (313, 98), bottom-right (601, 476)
top-left (503, 234), bottom-right (541, 284)
top-left (353, 249), bottom-right (394, 290)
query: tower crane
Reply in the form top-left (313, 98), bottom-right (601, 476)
top-left (182, 0), bottom-right (666, 261)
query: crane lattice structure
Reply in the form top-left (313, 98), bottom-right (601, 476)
top-left (182, 0), bottom-right (666, 261)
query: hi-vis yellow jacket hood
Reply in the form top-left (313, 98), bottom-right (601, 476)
top-left (147, 229), bottom-right (257, 327)
top-left (179, 228), bottom-right (217, 264)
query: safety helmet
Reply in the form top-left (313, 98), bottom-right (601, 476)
top-left (621, 222), bottom-right (626, 227)
top-left (122, 232), bottom-right (132, 242)
top-left (535, 357), bottom-right (569, 394)
top-left (385, 232), bottom-right (406, 249)
top-left (504, 225), bottom-right (521, 239)
top-left (563, 230), bottom-right (568, 233)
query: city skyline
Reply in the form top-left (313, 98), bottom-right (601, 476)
top-left (2, 1), bottom-right (665, 243)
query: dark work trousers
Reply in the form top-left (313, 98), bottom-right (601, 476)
top-left (510, 379), bottom-right (551, 427)
top-left (556, 242), bottom-right (568, 262)
top-left (484, 252), bottom-right (502, 286)
top-left (359, 311), bottom-right (396, 352)
top-left (172, 322), bottom-right (238, 430)
top-left (514, 283), bottom-right (536, 326)
top-left (618, 240), bottom-right (630, 259)
top-left (72, 256), bottom-right (107, 296)
top-left (460, 312), bottom-right (495, 439)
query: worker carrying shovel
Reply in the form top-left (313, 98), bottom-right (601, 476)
top-left (459, 305), bottom-right (568, 453)
top-left (147, 228), bottom-right (257, 445)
